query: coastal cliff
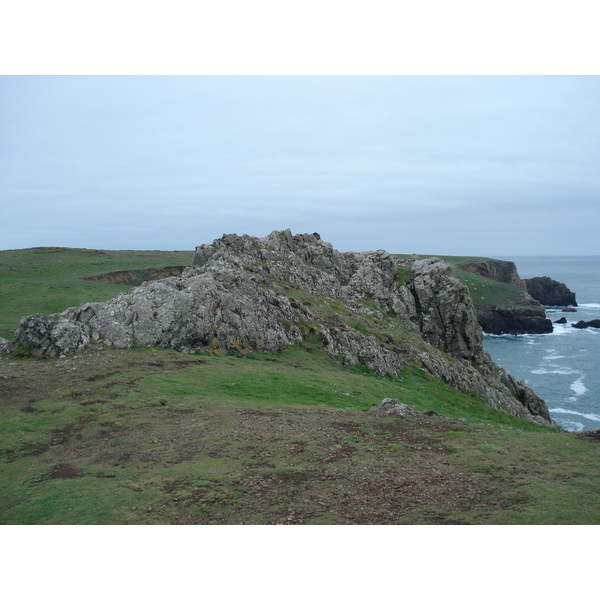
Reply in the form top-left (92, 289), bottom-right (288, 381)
top-left (12, 230), bottom-right (554, 426)
top-left (453, 259), bottom-right (553, 334)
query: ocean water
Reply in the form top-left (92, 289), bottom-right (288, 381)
top-left (483, 256), bottom-right (600, 432)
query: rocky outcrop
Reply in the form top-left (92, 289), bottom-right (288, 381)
top-left (13, 229), bottom-right (554, 426)
top-left (476, 303), bottom-right (553, 335)
top-left (572, 320), bottom-right (600, 329)
top-left (405, 258), bottom-right (483, 361)
top-left (524, 276), bottom-right (577, 307)
top-left (0, 337), bottom-right (9, 354)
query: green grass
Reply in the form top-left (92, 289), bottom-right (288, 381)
top-left (450, 268), bottom-right (526, 307)
top-left (0, 247), bottom-right (194, 339)
top-left (2, 344), bottom-right (599, 524)
top-left (394, 253), bottom-right (528, 308)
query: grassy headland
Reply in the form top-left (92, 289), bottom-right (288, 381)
top-left (1, 248), bottom-right (599, 524)
top-left (395, 254), bottom-right (528, 308)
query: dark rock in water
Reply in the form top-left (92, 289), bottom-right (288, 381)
top-left (554, 317), bottom-right (567, 324)
top-left (476, 304), bottom-right (553, 335)
top-left (562, 307), bottom-right (577, 312)
top-left (524, 276), bottom-right (577, 307)
top-left (572, 319), bottom-right (600, 329)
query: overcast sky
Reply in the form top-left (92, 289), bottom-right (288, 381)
top-left (1, 75), bottom-right (599, 256)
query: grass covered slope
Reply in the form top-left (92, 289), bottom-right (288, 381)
top-left (0, 247), bottom-right (194, 339)
top-left (2, 343), bottom-right (599, 525)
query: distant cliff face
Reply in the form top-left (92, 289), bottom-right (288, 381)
top-left (461, 260), bottom-right (527, 292)
top-left (12, 230), bottom-right (553, 426)
top-left (458, 260), bottom-right (553, 334)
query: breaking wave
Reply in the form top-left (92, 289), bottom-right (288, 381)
top-left (550, 408), bottom-right (600, 424)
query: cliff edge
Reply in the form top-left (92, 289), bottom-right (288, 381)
top-left (455, 260), bottom-right (553, 334)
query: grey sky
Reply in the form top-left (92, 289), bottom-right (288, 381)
top-left (1, 75), bottom-right (599, 256)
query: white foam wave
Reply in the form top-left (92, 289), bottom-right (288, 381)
top-left (578, 303), bottom-right (600, 309)
top-left (550, 408), bottom-right (600, 423)
top-left (556, 420), bottom-right (585, 432)
top-left (531, 368), bottom-right (578, 375)
top-left (543, 353), bottom-right (567, 360)
top-left (570, 377), bottom-right (588, 396)
top-left (550, 325), bottom-right (577, 336)
top-left (483, 333), bottom-right (534, 339)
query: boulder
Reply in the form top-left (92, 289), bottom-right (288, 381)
top-left (562, 307), bottom-right (577, 312)
top-left (554, 317), bottom-right (567, 324)
top-left (369, 398), bottom-right (426, 420)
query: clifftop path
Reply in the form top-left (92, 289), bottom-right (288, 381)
top-left (12, 230), bottom-right (554, 426)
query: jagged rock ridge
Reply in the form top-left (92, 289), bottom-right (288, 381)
top-left (13, 229), bottom-right (554, 426)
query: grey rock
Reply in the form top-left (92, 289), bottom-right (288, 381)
top-left (0, 337), bottom-right (10, 354)
top-left (370, 398), bottom-right (426, 420)
top-left (407, 258), bottom-right (483, 361)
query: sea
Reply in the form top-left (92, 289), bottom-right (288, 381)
top-left (483, 256), bottom-right (600, 431)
